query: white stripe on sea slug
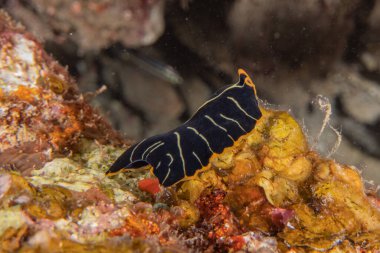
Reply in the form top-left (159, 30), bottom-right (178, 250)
top-left (205, 114), bottom-right (235, 142)
top-left (174, 132), bottom-right (186, 176)
top-left (186, 126), bottom-right (214, 153)
top-left (227, 96), bottom-right (258, 121)
top-left (219, 113), bottom-right (247, 133)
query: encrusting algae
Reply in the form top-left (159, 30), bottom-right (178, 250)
top-left (0, 10), bottom-right (123, 176)
top-left (0, 9), bottom-right (379, 253)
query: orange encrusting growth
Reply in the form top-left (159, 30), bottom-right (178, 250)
top-left (108, 216), bottom-right (160, 237)
top-left (0, 81), bottom-right (119, 155)
top-left (11, 86), bottom-right (41, 102)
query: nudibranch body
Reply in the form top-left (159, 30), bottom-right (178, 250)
top-left (107, 69), bottom-right (262, 186)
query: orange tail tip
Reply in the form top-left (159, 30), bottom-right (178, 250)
top-left (238, 68), bottom-right (258, 96)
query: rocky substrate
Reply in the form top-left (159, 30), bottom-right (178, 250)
top-left (1, 9), bottom-right (380, 253)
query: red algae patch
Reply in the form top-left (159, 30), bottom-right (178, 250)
top-left (138, 178), bottom-right (161, 195)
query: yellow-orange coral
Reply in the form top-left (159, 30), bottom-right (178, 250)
top-left (175, 107), bottom-right (380, 251)
top-left (0, 172), bottom-right (36, 208)
top-left (177, 200), bottom-right (200, 227)
top-left (24, 185), bottom-right (73, 220)
top-left (0, 225), bottom-right (28, 252)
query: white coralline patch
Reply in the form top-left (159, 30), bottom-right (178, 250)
top-left (54, 205), bottom-right (131, 243)
top-left (30, 156), bottom-right (137, 204)
top-left (243, 232), bottom-right (278, 252)
top-left (0, 174), bottom-right (11, 199)
top-left (0, 206), bottom-right (28, 235)
top-left (0, 33), bottom-right (42, 92)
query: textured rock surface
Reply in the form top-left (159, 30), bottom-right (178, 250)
top-left (0, 10), bottom-right (122, 174)
top-left (5, 0), bottom-right (165, 51)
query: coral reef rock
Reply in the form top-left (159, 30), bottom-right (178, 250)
top-left (5, 0), bottom-right (165, 51)
top-left (0, 10), bottom-right (122, 174)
